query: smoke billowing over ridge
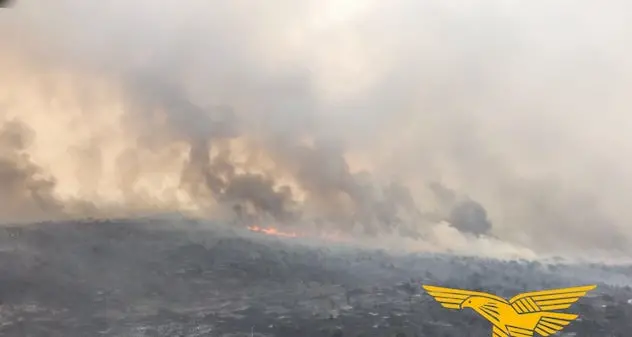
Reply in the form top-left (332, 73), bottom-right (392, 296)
top-left (1, 0), bottom-right (632, 257)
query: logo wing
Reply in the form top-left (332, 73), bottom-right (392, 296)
top-left (508, 285), bottom-right (596, 337)
top-left (493, 326), bottom-right (510, 337)
top-left (508, 285), bottom-right (597, 313)
top-left (423, 285), bottom-right (507, 309)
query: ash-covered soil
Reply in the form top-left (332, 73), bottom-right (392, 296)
top-left (0, 218), bottom-right (631, 337)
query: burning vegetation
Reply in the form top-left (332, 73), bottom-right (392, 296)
top-left (248, 225), bottom-right (298, 238)
top-left (1, 1), bottom-right (632, 336)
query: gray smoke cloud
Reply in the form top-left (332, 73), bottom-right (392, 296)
top-left (449, 200), bottom-right (492, 236)
top-left (1, 0), bottom-right (632, 257)
top-left (0, 120), bottom-right (63, 220)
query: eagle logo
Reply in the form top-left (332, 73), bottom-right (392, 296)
top-left (423, 284), bottom-right (597, 337)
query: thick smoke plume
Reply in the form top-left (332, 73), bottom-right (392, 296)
top-left (1, 0), bottom-right (632, 257)
top-left (0, 120), bottom-right (63, 220)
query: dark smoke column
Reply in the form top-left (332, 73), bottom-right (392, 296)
top-left (448, 200), bottom-right (492, 236)
top-left (0, 0), bottom-right (15, 8)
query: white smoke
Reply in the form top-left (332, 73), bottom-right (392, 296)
top-left (1, 0), bottom-right (632, 259)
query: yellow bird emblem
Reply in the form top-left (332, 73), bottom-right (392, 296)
top-left (423, 284), bottom-right (597, 337)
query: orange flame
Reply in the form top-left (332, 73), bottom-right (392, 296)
top-left (247, 225), bottom-right (298, 238)
top-left (246, 225), bottom-right (354, 244)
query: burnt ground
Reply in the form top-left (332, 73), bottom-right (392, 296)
top-left (0, 217), bottom-right (631, 337)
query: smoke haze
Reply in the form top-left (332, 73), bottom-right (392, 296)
top-left (1, 0), bottom-right (632, 258)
